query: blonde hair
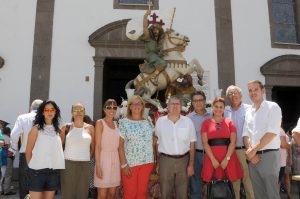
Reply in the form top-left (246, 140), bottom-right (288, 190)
top-left (126, 95), bottom-right (145, 118)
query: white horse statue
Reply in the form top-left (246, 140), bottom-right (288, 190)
top-left (126, 29), bottom-right (204, 107)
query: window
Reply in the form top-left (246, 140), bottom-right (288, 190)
top-left (114, 0), bottom-right (159, 10)
top-left (268, 0), bottom-right (300, 48)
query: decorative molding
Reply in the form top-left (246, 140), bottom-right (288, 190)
top-left (260, 54), bottom-right (300, 100)
top-left (113, 0), bottom-right (159, 10)
top-left (0, 57), bottom-right (4, 68)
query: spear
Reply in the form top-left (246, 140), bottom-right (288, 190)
top-left (170, 7), bottom-right (176, 30)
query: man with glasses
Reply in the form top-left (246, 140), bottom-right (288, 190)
top-left (155, 95), bottom-right (196, 199)
top-left (243, 80), bottom-right (282, 199)
top-left (10, 99), bottom-right (43, 199)
top-left (225, 85), bottom-right (254, 199)
top-left (187, 91), bottom-right (210, 199)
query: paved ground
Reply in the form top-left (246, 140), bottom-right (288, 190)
top-left (2, 180), bottom-right (300, 199)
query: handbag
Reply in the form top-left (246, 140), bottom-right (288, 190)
top-left (207, 169), bottom-right (235, 199)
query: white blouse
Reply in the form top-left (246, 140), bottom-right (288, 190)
top-left (64, 126), bottom-right (91, 161)
top-left (28, 125), bottom-right (65, 170)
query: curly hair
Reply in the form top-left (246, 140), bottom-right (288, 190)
top-left (33, 100), bottom-right (61, 133)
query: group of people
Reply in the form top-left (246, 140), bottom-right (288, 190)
top-left (2, 79), bottom-right (300, 199)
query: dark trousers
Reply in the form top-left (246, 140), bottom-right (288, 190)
top-left (19, 153), bottom-right (29, 199)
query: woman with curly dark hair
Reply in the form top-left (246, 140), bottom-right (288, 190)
top-left (25, 100), bottom-right (65, 199)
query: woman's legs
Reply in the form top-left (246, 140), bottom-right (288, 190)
top-left (98, 187), bottom-right (117, 199)
top-left (43, 191), bottom-right (56, 199)
top-left (28, 191), bottom-right (43, 199)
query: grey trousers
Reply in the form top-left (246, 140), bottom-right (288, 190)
top-left (60, 160), bottom-right (90, 199)
top-left (2, 157), bottom-right (13, 193)
top-left (159, 154), bottom-right (189, 199)
top-left (248, 150), bottom-right (280, 199)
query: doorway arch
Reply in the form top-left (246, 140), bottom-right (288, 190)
top-left (261, 54), bottom-right (300, 129)
top-left (89, 19), bottom-right (145, 119)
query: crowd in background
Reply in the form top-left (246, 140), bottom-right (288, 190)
top-left (0, 79), bottom-right (300, 199)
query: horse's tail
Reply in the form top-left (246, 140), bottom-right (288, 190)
top-left (125, 80), bottom-right (134, 89)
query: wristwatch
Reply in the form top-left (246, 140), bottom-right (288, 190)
top-left (226, 156), bottom-right (231, 161)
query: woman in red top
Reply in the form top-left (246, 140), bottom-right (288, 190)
top-left (201, 97), bottom-right (242, 182)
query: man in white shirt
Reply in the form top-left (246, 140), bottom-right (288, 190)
top-left (10, 99), bottom-right (42, 199)
top-left (225, 85), bottom-right (254, 199)
top-left (243, 80), bottom-right (282, 199)
top-left (155, 95), bottom-right (196, 199)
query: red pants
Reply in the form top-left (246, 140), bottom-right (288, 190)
top-left (121, 163), bottom-right (154, 199)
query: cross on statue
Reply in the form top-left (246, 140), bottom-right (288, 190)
top-left (148, 13), bottom-right (165, 26)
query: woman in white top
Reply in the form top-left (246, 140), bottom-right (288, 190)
top-left (26, 100), bottom-right (65, 199)
top-left (60, 103), bottom-right (95, 199)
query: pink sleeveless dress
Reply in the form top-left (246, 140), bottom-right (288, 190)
top-left (94, 119), bottom-right (120, 188)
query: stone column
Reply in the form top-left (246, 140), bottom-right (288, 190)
top-left (214, 0), bottom-right (235, 96)
top-left (93, 56), bottom-right (105, 120)
top-left (30, 0), bottom-right (55, 103)
top-left (264, 85), bottom-right (273, 100)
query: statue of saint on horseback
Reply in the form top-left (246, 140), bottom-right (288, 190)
top-left (126, 6), bottom-right (204, 107)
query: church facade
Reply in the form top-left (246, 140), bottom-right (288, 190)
top-left (1, 0), bottom-right (300, 129)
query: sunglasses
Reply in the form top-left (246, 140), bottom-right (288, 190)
top-left (44, 108), bottom-right (56, 114)
top-left (130, 103), bottom-right (143, 107)
top-left (105, 106), bottom-right (118, 110)
top-left (72, 108), bottom-right (85, 114)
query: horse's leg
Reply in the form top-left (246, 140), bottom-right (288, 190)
top-left (142, 94), bottom-right (159, 108)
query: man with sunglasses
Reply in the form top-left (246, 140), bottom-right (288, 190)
top-left (9, 99), bottom-right (43, 199)
top-left (187, 91), bottom-right (210, 199)
top-left (225, 85), bottom-right (254, 199)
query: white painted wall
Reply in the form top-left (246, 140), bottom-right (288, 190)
top-left (0, 0), bottom-right (37, 127)
top-left (3, 0), bottom-right (298, 125)
top-left (231, 0), bottom-right (300, 104)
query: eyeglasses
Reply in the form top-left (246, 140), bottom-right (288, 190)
top-left (130, 102), bottom-right (143, 107)
top-left (193, 99), bottom-right (205, 103)
top-left (228, 91), bottom-right (239, 96)
top-left (72, 108), bottom-right (85, 114)
top-left (44, 108), bottom-right (56, 114)
top-left (105, 106), bottom-right (118, 110)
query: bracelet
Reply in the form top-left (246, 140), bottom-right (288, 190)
top-left (121, 163), bottom-right (128, 169)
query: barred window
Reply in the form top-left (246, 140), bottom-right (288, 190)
top-left (114, 0), bottom-right (159, 10)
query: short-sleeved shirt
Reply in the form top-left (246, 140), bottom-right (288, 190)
top-left (225, 103), bottom-right (251, 147)
top-left (155, 115), bottom-right (196, 155)
top-left (187, 110), bottom-right (211, 150)
top-left (119, 118), bottom-right (154, 167)
top-left (242, 100), bottom-right (282, 150)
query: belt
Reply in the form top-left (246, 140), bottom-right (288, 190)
top-left (160, 152), bottom-right (189, 159)
top-left (256, 149), bottom-right (279, 154)
top-left (208, 138), bottom-right (230, 146)
top-left (196, 149), bottom-right (205, 153)
top-left (235, 146), bottom-right (245, 150)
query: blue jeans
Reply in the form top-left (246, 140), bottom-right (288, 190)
top-left (189, 150), bottom-right (204, 199)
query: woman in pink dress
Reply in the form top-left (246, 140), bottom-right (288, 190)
top-left (94, 99), bottom-right (120, 199)
top-left (201, 97), bottom-right (243, 183)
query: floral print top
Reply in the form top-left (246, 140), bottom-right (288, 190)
top-left (119, 118), bottom-right (154, 167)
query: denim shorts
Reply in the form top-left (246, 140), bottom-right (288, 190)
top-left (28, 168), bottom-right (60, 192)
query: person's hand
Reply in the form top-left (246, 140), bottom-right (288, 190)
top-left (220, 158), bottom-right (229, 169)
top-left (145, 10), bottom-right (151, 17)
top-left (122, 166), bottom-right (132, 177)
top-left (211, 158), bottom-right (220, 169)
top-left (249, 155), bottom-right (261, 165)
top-left (96, 165), bottom-right (103, 179)
top-left (154, 162), bottom-right (159, 175)
top-left (7, 151), bottom-right (14, 158)
top-left (187, 164), bottom-right (194, 177)
top-left (246, 147), bottom-right (257, 160)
